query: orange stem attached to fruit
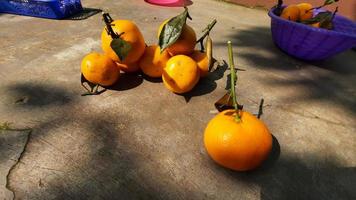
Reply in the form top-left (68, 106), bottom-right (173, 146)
top-left (227, 41), bottom-right (242, 122)
top-left (205, 41), bottom-right (273, 171)
top-left (196, 19), bottom-right (217, 52)
top-left (102, 12), bottom-right (125, 39)
top-left (102, 12), bottom-right (118, 38)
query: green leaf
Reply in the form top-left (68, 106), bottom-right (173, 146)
top-left (324, 0), bottom-right (338, 6)
top-left (302, 11), bottom-right (335, 29)
top-left (110, 38), bottom-right (132, 61)
top-left (320, 7), bottom-right (339, 29)
top-left (301, 11), bottom-right (332, 24)
top-left (158, 8), bottom-right (189, 52)
top-left (319, 14), bottom-right (334, 29)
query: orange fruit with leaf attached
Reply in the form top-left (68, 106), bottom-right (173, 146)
top-left (81, 52), bottom-right (120, 86)
top-left (116, 61), bottom-right (140, 73)
top-left (101, 19), bottom-right (146, 64)
top-left (191, 50), bottom-right (209, 77)
top-left (280, 5), bottom-right (300, 21)
top-left (139, 45), bottom-right (171, 78)
top-left (158, 19), bottom-right (197, 56)
top-left (162, 55), bottom-right (200, 94)
top-left (204, 109), bottom-right (273, 171)
top-left (297, 3), bottom-right (313, 21)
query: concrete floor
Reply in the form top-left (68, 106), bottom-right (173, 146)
top-left (0, 0), bottom-right (355, 199)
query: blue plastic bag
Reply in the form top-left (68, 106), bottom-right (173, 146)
top-left (0, 0), bottom-right (83, 19)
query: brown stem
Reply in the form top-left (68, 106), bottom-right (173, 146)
top-left (102, 12), bottom-right (120, 39)
top-left (196, 19), bottom-right (217, 45)
top-left (257, 98), bottom-right (264, 119)
top-left (331, 6), bottom-right (339, 20)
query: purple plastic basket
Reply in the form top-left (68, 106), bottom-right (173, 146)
top-left (0, 0), bottom-right (83, 19)
top-left (268, 7), bottom-right (356, 61)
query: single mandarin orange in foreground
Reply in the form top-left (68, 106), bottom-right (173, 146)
top-left (116, 61), bottom-right (140, 73)
top-left (158, 19), bottom-right (197, 56)
top-left (297, 3), bottom-right (313, 21)
top-left (204, 110), bottom-right (273, 171)
top-left (139, 45), bottom-right (171, 78)
top-left (191, 50), bottom-right (209, 77)
top-left (162, 55), bottom-right (200, 94)
top-left (101, 19), bottom-right (146, 64)
top-left (81, 52), bottom-right (120, 86)
top-left (280, 5), bottom-right (300, 21)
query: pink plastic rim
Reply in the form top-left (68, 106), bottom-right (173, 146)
top-left (144, 0), bottom-right (192, 7)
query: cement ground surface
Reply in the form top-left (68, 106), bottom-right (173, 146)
top-left (0, 0), bottom-right (355, 199)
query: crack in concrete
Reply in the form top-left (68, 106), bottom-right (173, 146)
top-left (5, 129), bottom-right (32, 200)
top-left (36, 166), bottom-right (65, 173)
top-left (273, 105), bottom-right (354, 128)
top-left (35, 136), bottom-right (112, 198)
top-left (247, 98), bottom-right (354, 128)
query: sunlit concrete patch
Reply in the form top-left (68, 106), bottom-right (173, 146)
top-left (54, 38), bottom-right (100, 60)
top-left (0, 14), bottom-right (35, 23)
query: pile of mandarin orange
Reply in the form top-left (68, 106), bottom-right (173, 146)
top-left (81, 16), bottom-right (210, 94)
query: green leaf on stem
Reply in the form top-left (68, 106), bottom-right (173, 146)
top-left (110, 38), bottom-right (132, 61)
top-left (158, 7), bottom-right (190, 52)
top-left (302, 11), bottom-right (335, 29)
top-left (319, 7), bottom-right (338, 29)
top-left (324, 0), bottom-right (338, 6)
top-left (102, 12), bottom-right (132, 61)
top-left (302, 11), bottom-right (332, 24)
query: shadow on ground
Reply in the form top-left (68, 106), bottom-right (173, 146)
top-left (142, 74), bottom-right (163, 83)
top-left (14, 112), bottom-right (207, 199)
top-left (3, 78), bottom-right (355, 199)
top-left (216, 26), bottom-right (356, 115)
top-left (107, 73), bottom-right (144, 91)
top-left (43, 115), bottom-right (171, 199)
top-left (208, 153), bottom-right (356, 200)
top-left (204, 136), bottom-right (355, 199)
top-left (3, 82), bottom-right (200, 199)
top-left (65, 8), bottom-right (102, 20)
top-left (182, 61), bottom-right (228, 102)
top-left (7, 83), bottom-right (73, 108)
top-left (32, 114), bottom-right (356, 199)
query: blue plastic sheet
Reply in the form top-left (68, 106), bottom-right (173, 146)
top-left (0, 0), bottom-right (83, 19)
